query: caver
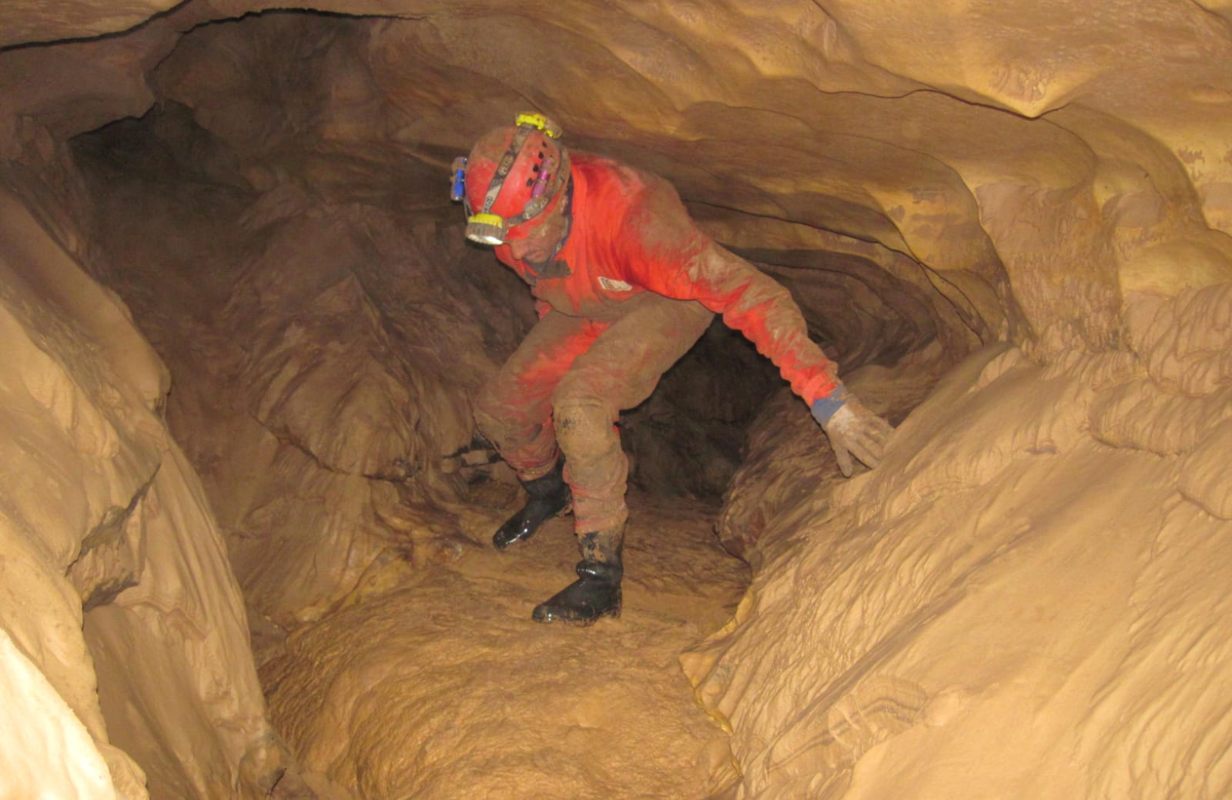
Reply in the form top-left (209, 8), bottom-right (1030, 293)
top-left (454, 113), bottom-right (895, 624)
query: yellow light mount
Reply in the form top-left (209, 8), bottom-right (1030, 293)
top-left (515, 112), bottom-right (563, 139)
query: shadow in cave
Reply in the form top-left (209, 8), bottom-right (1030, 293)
top-left (10, 1), bottom-right (1232, 797)
top-left (62, 14), bottom-right (942, 796)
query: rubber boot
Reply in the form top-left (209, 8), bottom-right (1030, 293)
top-left (492, 459), bottom-right (571, 550)
top-left (532, 526), bottom-right (624, 625)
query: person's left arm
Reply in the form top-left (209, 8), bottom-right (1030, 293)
top-left (619, 176), bottom-right (894, 475)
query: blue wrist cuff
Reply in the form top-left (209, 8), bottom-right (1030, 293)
top-left (810, 385), bottom-right (849, 425)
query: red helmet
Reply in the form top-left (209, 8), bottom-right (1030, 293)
top-left (458, 113), bottom-right (570, 245)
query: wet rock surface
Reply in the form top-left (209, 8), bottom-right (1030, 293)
top-left (0, 181), bottom-right (287, 798)
top-left (262, 494), bottom-right (747, 799)
top-left (0, 0), bottom-right (1230, 797)
top-left (691, 293), bottom-right (1232, 796)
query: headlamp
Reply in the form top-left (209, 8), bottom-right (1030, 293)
top-left (465, 212), bottom-right (508, 245)
top-left (454, 111), bottom-right (568, 247)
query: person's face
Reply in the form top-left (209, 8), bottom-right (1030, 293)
top-left (505, 194), bottom-right (567, 263)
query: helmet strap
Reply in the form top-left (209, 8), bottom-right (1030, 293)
top-left (478, 124), bottom-right (534, 218)
top-left (522, 175), bottom-right (574, 281)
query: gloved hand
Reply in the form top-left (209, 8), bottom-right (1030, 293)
top-left (810, 386), bottom-right (895, 477)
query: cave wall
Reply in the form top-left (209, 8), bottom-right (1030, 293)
top-left (689, 284), bottom-right (1232, 797)
top-left (0, 167), bottom-right (289, 797)
top-left (126, 0), bottom-right (1232, 358)
top-left (71, 107), bottom-right (535, 627)
top-left (8, 0), bottom-right (1224, 361)
top-left (1, 4), bottom-right (1229, 348)
top-left (0, 1), bottom-right (1230, 798)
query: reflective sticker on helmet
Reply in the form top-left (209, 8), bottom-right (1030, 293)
top-left (598, 276), bottom-right (634, 292)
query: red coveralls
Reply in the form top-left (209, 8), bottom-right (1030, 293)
top-left (474, 153), bottom-right (840, 534)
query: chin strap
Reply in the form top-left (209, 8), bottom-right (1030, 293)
top-left (522, 176), bottom-right (575, 282)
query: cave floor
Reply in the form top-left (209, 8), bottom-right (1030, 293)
top-left (261, 491), bottom-right (749, 799)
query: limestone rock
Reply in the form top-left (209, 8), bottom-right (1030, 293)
top-left (0, 178), bottom-right (289, 797)
top-left (1, 0), bottom-right (1231, 797)
top-left (691, 290), bottom-right (1232, 797)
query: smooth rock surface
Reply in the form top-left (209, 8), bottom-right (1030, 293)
top-left (0, 167), bottom-right (288, 798)
top-left (690, 289), bottom-right (1232, 797)
top-left (0, 1), bottom-right (1230, 797)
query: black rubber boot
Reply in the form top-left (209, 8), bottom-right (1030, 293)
top-left (532, 527), bottom-right (624, 625)
top-left (492, 460), bottom-right (571, 550)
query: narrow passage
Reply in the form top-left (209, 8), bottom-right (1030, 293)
top-left (261, 491), bottom-right (750, 799)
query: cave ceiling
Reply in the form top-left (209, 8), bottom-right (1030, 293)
top-left (2, 0), bottom-right (1230, 357)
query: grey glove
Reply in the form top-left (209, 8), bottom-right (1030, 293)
top-left (810, 388), bottom-right (895, 477)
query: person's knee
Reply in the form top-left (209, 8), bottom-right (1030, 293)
top-left (553, 394), bottom-right (617, 462)
top-left (473, 379), bottom-right (512, 443)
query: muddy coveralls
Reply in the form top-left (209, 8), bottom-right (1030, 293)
top-left (474, 153), bottom-right (841, 539)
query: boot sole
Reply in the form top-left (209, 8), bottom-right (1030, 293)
top-left (532, 607), bottom-right (621, 626)
top-left (492, 501), bottom-right (573, 550)
top-left (492, 532), bottom-right (534, 550)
